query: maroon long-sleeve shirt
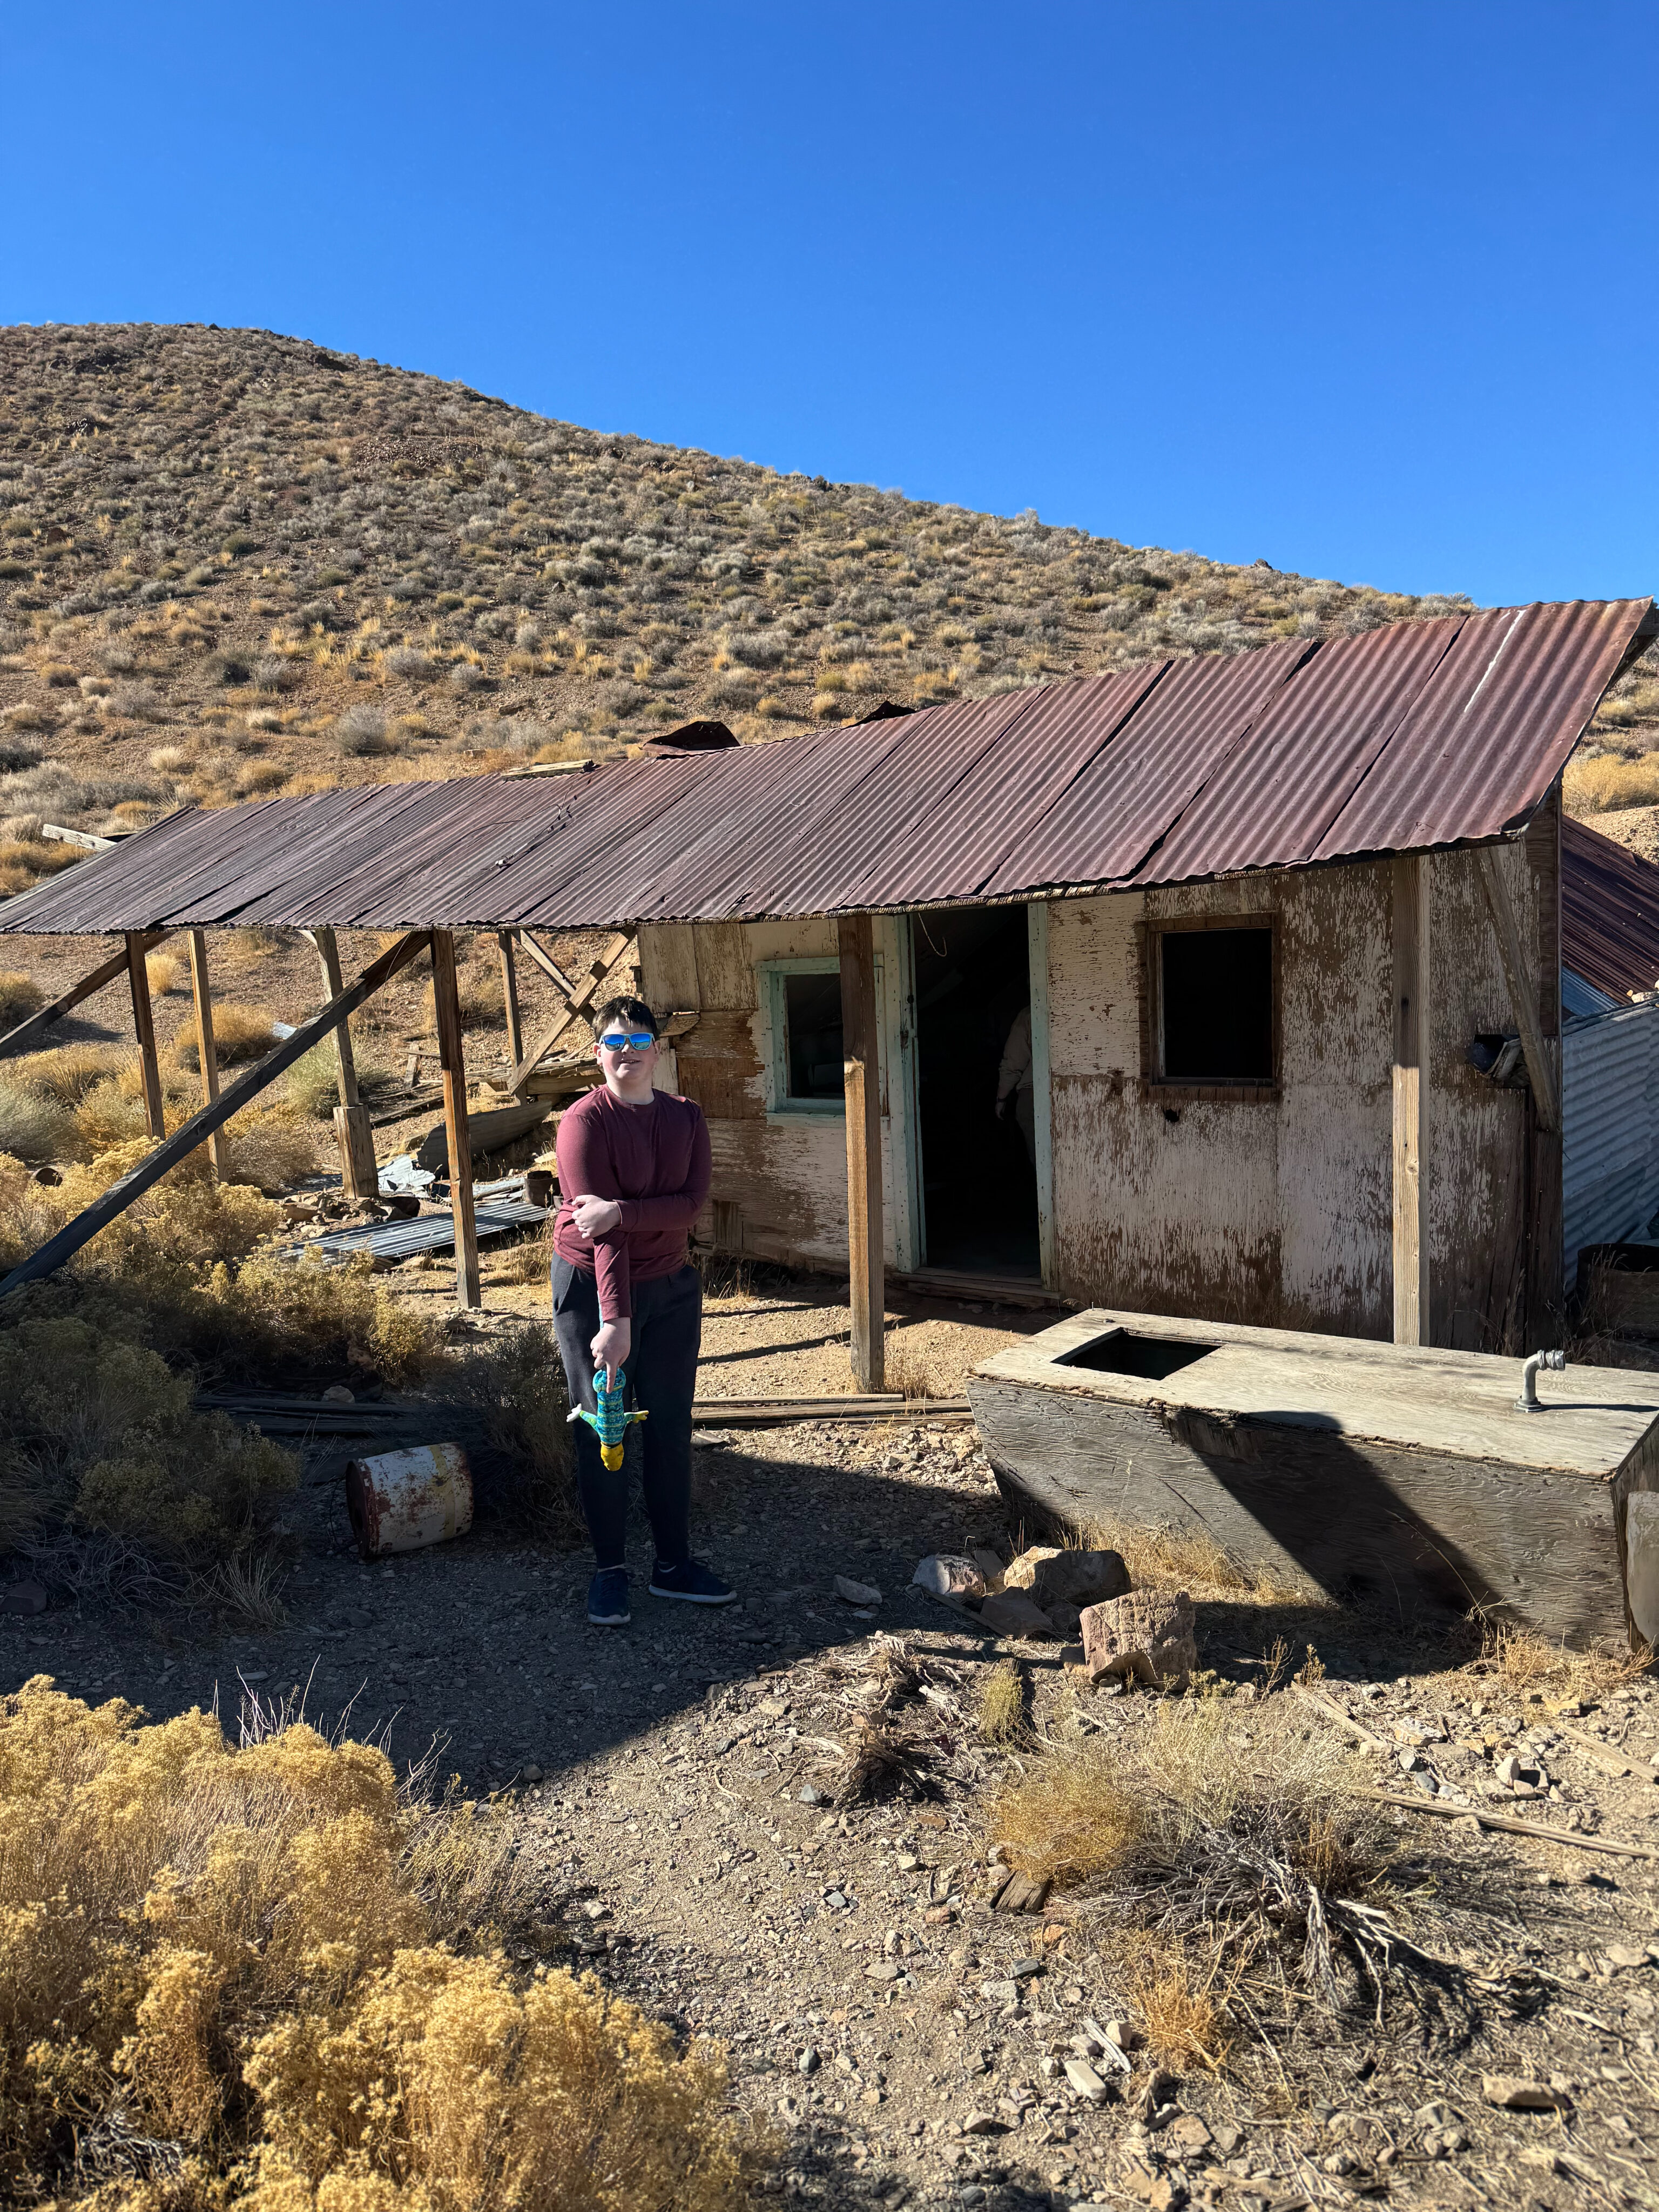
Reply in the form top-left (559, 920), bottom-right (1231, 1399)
top-left (551, 1083), bottom-right (711, 1320)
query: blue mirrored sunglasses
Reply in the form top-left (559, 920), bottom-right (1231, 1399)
top-left (599, 1030), bottom-right (656, 1051)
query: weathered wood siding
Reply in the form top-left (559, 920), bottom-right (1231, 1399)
top-left (640, 819), bottom-right (1559, 1346)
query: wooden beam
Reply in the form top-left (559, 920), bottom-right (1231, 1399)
top-left (430, 929), bottom-right (481, 1311)
top-left (1476, 842), bottom-right (1560, 1135)
top-left (504, 930), bottom-right (635, 1092)
top-left (0, 931), bottom-right (171, 1057)
top-left (125, 933), bottom-right (165, 1140)
top-left (307, 925), bottom-right (377, 1199)
top-left (0, 931), bottom-right (431, 1298)
top-left (496, 930), bottom-right (524, 1068)
top-left (186, 930), bottom-right (228, 1182)
top-left (514, 928), bottom-right (575, 998)
top-left (839, 912), bottom-right (885, 1393)
top-left (1391, 855), bottom-right (1429, 1346)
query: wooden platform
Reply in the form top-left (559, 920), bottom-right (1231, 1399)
top-left (967, 1309), bottom-right (1659, 1646)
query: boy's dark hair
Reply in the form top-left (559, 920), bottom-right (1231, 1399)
top-left (593, 995), bottom-right (660, 1041)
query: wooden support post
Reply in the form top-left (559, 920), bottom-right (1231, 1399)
top-left (308, 926), bottom-right (377, 1198)
top-left (186, 930), bottom-right (228, 1182)
top-left (1391, 855), bottom-right (1430, 1346)
top-left (505, 930), bottom-right (635, 1092)
top-left (497, 930), bottom-right (523, 1069)
top-left (0, 931), bottom-right (431, 1298)
top-left (515, 928), bottom-right (576, 998)
top-left (0, 931), bottom-right (172, 1057)
top-left (125, 932), bottom-right (165, 1140)
top-left (1475, 844), bottom-right (1560, 1134)
top-left (839, 912), bottom-right (885, 1392)
top-left (430, 929), bottom-right (481, 1311)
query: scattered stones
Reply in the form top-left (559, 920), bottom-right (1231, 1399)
top-left (1481, 2073), bottom-right (1571, 2111)
top-left (865, 1960), bottom-right (903, 1982)
top-left (1608, 1943), bottom-right (1654, 1969)
top-left (979, 1589), bottom-right (1055, 1638)
top-left (1081, 1589), bottom-right (1197, 1688)
top-left (1003, 1545), bottom-right (1130, 1611)
top-left (798, 1783), bottom-right (827, 1806)
top-left (1162, 2112), bottom-right (1212, 2155)
top-left (797, 2047), bottom-right (820, 2074)
top-left (321, 1382), bottom-right (355, 1404)
top-left (911, 1554), bottom-right (986, 1602)
top-left (978, 1978), bottom-right (1020, 2006)
top-left (960, 2110), bottom-right (1004, 2136)
top-left (833, 1574), bottom-right (882, 1608)
top-left (0, 1582), bottom-right (47, 1617)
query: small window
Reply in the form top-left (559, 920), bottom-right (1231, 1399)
top-left (1157, 924), bottom-right (1274, 1083)
top-left (783, 972), bottom-right (844, 1101)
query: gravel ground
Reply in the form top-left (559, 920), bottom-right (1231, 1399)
top-left (10, 1393), bottom-right (1659, 2212)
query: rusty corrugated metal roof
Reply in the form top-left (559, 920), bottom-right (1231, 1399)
top-left (3, 597), bottom-right (1650, 936)
top-left (1562, 814), bottom-right (1659, 1003)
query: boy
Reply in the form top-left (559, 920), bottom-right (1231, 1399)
top-left (550, 995), bottom-right (736, 1626)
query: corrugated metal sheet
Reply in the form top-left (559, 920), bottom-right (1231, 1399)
top-left (1563, 968), bottom-right (1618, 1021)
top-left (3, 597), bottom-right (1649, 936)
top-left (1562, 813), bottom-right (1659, 1003)
top-left (1563, 996), bottom-right (1659, 1281)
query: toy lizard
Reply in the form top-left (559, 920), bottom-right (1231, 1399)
top-left (568, 1365), bottom-right (648, 1471)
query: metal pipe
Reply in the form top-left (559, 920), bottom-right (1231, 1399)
top-left (1514, 1347), bottom-right (1566, 1412)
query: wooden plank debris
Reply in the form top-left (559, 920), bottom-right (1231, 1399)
top-left (496, 929), bottom-right (524, 1067)
top-left (1392, 853), bottom-right (1429, 1344)
top-left (0, 930), bottom-right (431, 1298)
top-left (306, 925), bottom-right (378, 1199)
top-left (1363, 1786), bottom-right (1659, 1859)
top-left (693, 1394), bottom-right (970, 1425)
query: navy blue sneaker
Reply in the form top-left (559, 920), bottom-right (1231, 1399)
top-left (588, 1567), bottom-right (631, 1625)
top-left (648, 1558), bottom-right (737, 1606)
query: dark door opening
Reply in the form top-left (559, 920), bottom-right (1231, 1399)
top-left (911, 906), bottom-right (1040, 1276)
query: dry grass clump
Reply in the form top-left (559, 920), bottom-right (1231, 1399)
top-left (13, 1038), bottom-right (126, 1104)
top-left (0, 1312), bottom-right (295, 1563)
top-left (0, 1074), bottom-right (81, 1163)
top-left (144, 948), bottom-right (183, 995)
top-left (1564, 748), bottom-right (1659, 818)
top-left (1469, 1615), bottom-right (1649, 1703)
top-left (284, 1040), bottom-right (394, 1120)
top-left (0, 1681), bottom-right (760, 2208)
top-left (991, 1695), bottom-right (1394, 2060)
top-left (0, 969), bottom-right (42, 1026)
top-left (882, 1334), bottom-right (948, 1401)
top-left (176, 1000), bottom-right (279, 1068)
top-left (977, 1657), bottom-right (1026, 1744)
top-left (1072, 1510), bottom-right (1276, 1600)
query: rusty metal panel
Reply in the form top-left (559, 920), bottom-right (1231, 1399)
top-left (1562, 813), bottom-right (1659, 1003)
top-left (986, 641), bottom-right (1310, 898)
top-left (1313, 599), bottom-right (1654, 861)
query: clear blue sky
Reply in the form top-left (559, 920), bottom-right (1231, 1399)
top-left (5, 2), bottom-right (1654, 606)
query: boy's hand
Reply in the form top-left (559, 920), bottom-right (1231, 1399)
top-left (571, 1193), bottom-right (622, 1238)
top-left (591, 1317), bottom-right (631, 1384)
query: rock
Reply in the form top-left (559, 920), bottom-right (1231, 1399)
top-left (834, 1574), bottom-right (882, 1608)
top-left (1482, 2074), bottom-right (1570, 2112)
top-left (960, 2110), bottom-right (1004, 2136)
top-left (925, 1903), bottom-right (958, 1925)
top-left (865, 1960), bottom-right (903, 1982)
top-left (1494, 1754), bottom-right (1522, 1785)
top-left (1004, 1545), bottom-right (1131, 1610)
top-left (912, 1554), bottom-right (986, 1602)
top-left (1100, 2017), bottom-right (1142, 2051)
top-left (0, 1582), bottom-right (47, 1617)
top-left (1081, 1589), bottom-right (1197, 1688)
top-left (798, 2048), bottom-right (820, 2074)
top-left (969, 1545), bottom-right (1008, 1593)
top-left (980, 1590), bottom-right (1056, 1638)
top-left (979, 1978), bottom-right (1021, 2006)
top-left (1163, 2113), bottom-right (1212, 2155)
top-left (321, 1383), bottom-right (355, 1404)
top-left (1399, 1749), bottom-right (1425, 1773)
top-left (521, 1764), bottom-right (544, 1783)
top-left (1009, 1955), bottom-right (1046, 1979)
top-left (799, 1783), bottom-right (828, 1806)
top-left (1063, 2057), bottom-right (1109, 2103)
top-left (1211, 2123), bottom-right (1243, 2156)
top-left (1608, 1943), bottom-right (1654, 1969)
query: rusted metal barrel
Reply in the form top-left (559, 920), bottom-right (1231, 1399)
top-left (346, 1443), bottom-right (473, 1559)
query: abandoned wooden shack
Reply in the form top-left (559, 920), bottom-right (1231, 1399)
top-left (1, 596), bottom-right (1654, 1394)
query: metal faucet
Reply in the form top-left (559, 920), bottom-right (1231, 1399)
top-left (1514, 1347), bottom-right (1566, 1412)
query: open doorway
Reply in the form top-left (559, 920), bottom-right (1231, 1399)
top-left (910, 905), bottom-right (1040, 1277)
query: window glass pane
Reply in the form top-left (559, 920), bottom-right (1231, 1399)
top-left (784, 972), bottom-right (844, 1100)
top-left (1161, 927), bottom-right (1273, 1080)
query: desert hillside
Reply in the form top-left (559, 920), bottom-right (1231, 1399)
top-left (0, 321), bottom-right (1653, 893)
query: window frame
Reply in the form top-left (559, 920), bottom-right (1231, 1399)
top-left (761, 955), bottom-right (850, 1117)
top-left (1138, 913), bottom-right (1280, 1101)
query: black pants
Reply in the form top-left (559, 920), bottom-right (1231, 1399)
top-left (551, 1257), bottom-right (702, 1572)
